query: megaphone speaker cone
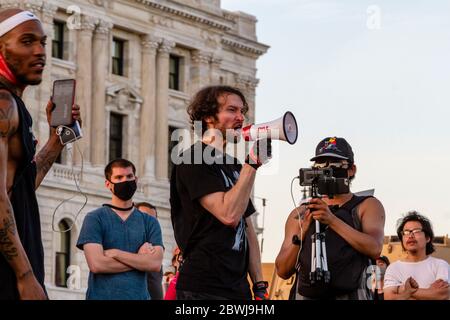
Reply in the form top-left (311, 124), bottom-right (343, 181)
top-left (283, 111), bottom-right (298, 144)
top-left (241, 111), bottom-right (299, 144)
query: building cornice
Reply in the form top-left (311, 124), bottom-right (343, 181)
top-left (222, 35), bottom-right (269, 57)
top-left (135, 0), bottom-right (233, 32)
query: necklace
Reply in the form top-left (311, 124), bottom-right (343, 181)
top-left (102, 203), bottom-right (134, 211)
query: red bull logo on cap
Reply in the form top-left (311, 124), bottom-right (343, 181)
top-left (320, 137), bottom-right (339, 152)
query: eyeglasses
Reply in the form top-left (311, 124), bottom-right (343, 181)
top-left (313, 160), bottom-right (349, 169)
top-left (401, 228), bottom-right (424, 237)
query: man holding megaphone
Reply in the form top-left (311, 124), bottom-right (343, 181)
top-left (170, 85), bottom-right (274, 300)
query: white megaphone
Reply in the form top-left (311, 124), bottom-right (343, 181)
top-left (241, 111), bottom-right (298, 144)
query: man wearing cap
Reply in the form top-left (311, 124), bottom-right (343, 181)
top-left (0, 9), bottom-right (81, 299)
top-left (276, 137), bottom-right (385, 300)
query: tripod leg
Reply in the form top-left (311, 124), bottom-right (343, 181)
top-left (314, 221), bottom-right (324, 281)
top-left (315, 221), bottom-right (322, 270)
top-left (320, 234), bottom-right (331, 283)
top-left (321, 240), bottom-right (328, 272)
top-left (310, 233), bottom-right (317, 283)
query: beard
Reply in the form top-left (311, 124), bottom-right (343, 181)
top-left (5, 52), bottom-right (43, 86)
top-left (16, 72), bottom-right (42, 85)
top-left (405, 245), bottom-right (418, 254)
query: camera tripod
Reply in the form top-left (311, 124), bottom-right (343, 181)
top-left (309, 183), bottom-right (331, 285)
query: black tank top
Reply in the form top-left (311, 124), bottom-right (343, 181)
top-left (298, 195), bottom-right (372, 299)
top-left (0, 86), bottom-right (45, 299)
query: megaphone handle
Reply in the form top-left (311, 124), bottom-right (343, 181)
top-left (241, 124), bottom-right (253, 141)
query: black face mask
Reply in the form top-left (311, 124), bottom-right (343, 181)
top-left (109, 180), bottom-right (137, 201)
top-left (331, 167), bottom-right (349, 179)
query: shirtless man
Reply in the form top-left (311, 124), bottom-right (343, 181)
top-left (0, 9), bottom-right (81, 300)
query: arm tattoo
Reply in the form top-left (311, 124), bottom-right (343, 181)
top-left (0, 102), bottom-right (14, 138)
top-left (35, 144), bottom-right (61, 189)
top-left (0, 90), bottom-right (21, 261)
top-left (0, 209), bottom-right (19, 261)
top-left (17, 269), bottom-right (33, 280)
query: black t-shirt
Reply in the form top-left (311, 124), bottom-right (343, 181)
top-left (170, 142), bottom-right (256, 300)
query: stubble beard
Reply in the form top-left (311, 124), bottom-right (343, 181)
top-left (5, 52), bottom-right (43, 86)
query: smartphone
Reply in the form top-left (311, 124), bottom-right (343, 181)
top-left (51, 79), bottom-right (76, 127)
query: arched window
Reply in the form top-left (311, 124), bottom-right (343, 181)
top-left (55, 219), bottom-right (71, 287)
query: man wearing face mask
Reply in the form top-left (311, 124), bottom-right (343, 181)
top-left (276, 137), bottom-right (385, 300)
top-left (76, 159), bottom-right (164, 300)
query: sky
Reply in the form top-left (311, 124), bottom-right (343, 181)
top-left (221, 0), bottom-right (450, 262)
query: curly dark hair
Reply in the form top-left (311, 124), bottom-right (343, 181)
top-left (396, 211), bottom-right (435, 255)
top-left (187, 86), bottom-right (249, 134)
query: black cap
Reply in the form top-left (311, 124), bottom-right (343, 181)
top-left (310, 137), bottom-right (354, 163)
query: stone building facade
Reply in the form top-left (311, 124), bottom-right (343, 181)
top-left (0, 0), bottom-right (268, 299)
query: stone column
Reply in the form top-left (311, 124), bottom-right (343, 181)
top-left (91, 19), bottom-right (113, 166)
top-left (246, 77), bottom-right (259, 124)
top-left (235, 75), bottom-right (257, 124)
top-left (210, 55), bottom-right (222, 85)
top-left (34, 3), bottom-right (57, 145)
top-left (155, 39), bottom-right (175, 180)
top-left (140, 35), bottom-right (160, 178)
top-left (74, 15), bottom-right (96, 165)
top-left (191, 50), bottom-right (211, 91)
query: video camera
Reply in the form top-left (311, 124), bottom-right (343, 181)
top-left (299, 168), bottom-right (349, 198)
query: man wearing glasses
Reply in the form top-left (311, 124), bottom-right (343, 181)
top-left (384, 211), bottom-right (449, 300)
top-left (276, 137), bottom-right (385, 300)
